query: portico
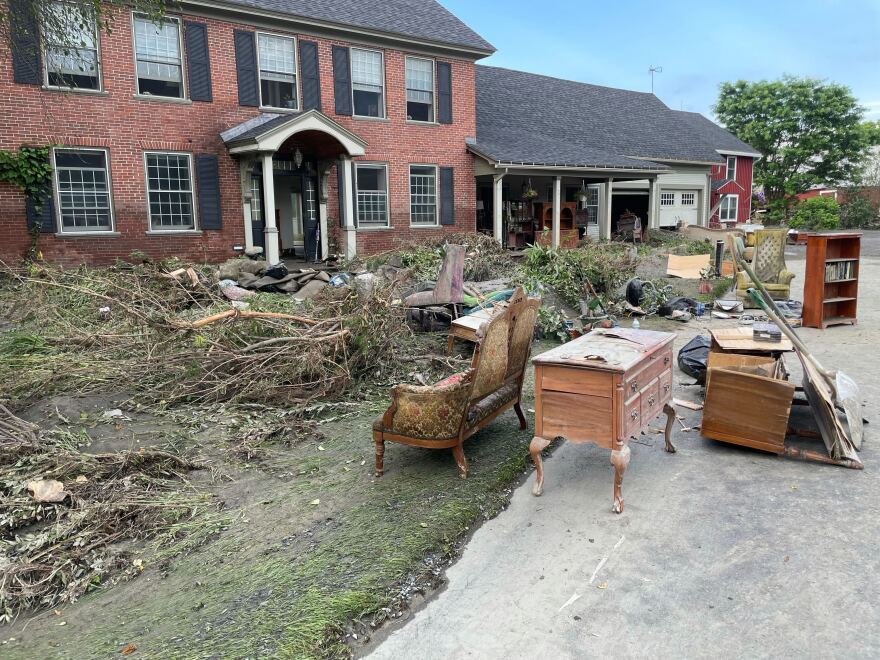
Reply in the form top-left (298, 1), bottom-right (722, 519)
top-left (221, 110), bottom-right (367, 264)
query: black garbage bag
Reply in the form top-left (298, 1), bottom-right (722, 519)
top-left (625, 278), bottom-right (644, 307)
top-left (264, 262), bottom-right (289, 280)
top-left (678, 335), bottom-right (711, 384)
top-left (659, 296), bottom-right (698, 317)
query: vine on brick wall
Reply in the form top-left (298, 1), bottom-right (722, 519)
top-left (0, 146), bottom-right (53, 208)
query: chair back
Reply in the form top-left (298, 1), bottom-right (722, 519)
top-left (753, 229), bottom-right (787, 283)
top-left (432, 244), bottom-right (465, 304)
top-left (505, 287), bottom-right (541, 379)
top-left (469, 307), bottom-right (510, 399)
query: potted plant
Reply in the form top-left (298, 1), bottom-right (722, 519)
top-left (522, 178), bottom-right (538, 201)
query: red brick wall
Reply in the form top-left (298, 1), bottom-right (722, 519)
top-left (708, 156), bottom-right (753, 226)
top-left (0, 6), bottom-right (477, 265)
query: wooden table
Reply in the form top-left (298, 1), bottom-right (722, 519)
top-left (447, 307), bottom-right (497, 354)
top-left (530, 328), bottom-right (677, 513)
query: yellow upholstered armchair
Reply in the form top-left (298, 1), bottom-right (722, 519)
top-left (734, 229), bottom-right (795, 307)
top-left (373, 288), bottom-right (540, 478)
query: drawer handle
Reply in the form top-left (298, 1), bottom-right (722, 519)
top-left (630, 410), bottom-right (639, 420)
top-left (648, 395), bottom-right (656, 407)
top-left (663, 383), bottom-right (671, 393)
top-left (630, 381), bottom-right (638, 392)
top-left (664, 356), bottom-right (671, 365)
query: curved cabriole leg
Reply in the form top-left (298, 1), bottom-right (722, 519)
top-left (530, 435), bottom-right (552, 496)
top-left (374, 438), bottom-right (385, 477)
top-left (610, 444), bottom-right (631, 514)
top-left (514, 402), bottom-right (527, 430)
top-left (452, 442), bottom-right (469, 479)
top-left (663, 403), bottom-right (677, 454)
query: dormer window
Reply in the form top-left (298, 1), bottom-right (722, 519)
top-left (44, 2), bottom-right (101, 90)
top-left (405, 56), bottom-right (435, 122)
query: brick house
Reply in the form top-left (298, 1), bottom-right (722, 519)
top-left (1, 0), bottom-right (492, 265)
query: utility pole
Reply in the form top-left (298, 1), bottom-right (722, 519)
top-left (649, 65), bottom-right (663, 94)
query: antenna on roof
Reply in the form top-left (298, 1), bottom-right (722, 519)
top-left (649, 65), bottom-right (663, 94)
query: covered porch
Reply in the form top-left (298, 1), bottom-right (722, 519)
top-left (221, 110), bottom-right (367, 265)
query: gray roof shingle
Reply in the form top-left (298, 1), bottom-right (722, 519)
top-left (676, 111), bottom-right (761, 157)
top-left (215, 0), bottom-right (494, 53)
top-left (473, 66), bottom-right (725, 170)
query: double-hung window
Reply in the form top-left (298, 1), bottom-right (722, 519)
top-left (725, 155), bottom-right (736, 181)
top-left (133, 15), bottom-right (184, 98)
top-left (53, 148), bottom-right (113, 232)
top-left (719, 195), bottom-right (738, 223)
top-left (405, 56), bottom-right (434, 122)
top-left (351, 48), bottom-right (384, 118)
top-left (583, 185), bottom-right (600, 225)
top-left (44, 2), bottom-right (101, 90)
top-left (258, 33), bottom-right (298, 110)
top-left (409, 165), bottom-right (438, 226)
top-left (355, 164), bottom-right (389, 228)
top-left (145, 152), bottom-right (196, 231)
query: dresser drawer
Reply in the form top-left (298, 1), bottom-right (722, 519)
top-left (540, 365), bottom-right (612, 398)
top-left (623, 393), bottom-right (642, 439)
top-left (640, 379), bottom-right (661, 425)
top-left (658, 369), bottom-right (673, 404)
top-left (623, 348), bottom-right (672, 398)
top-left (539, 390), bottom-right (614, 446)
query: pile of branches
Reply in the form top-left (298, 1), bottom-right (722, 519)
top-left (0, 406), bottom-right (208, 620)
top-left (361, 232), bottom-right (515, 282)
top-left (0, 260), bottom-right (408, 406)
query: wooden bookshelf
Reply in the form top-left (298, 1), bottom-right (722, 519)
top-left (803, 232), bottom-right (861, 329)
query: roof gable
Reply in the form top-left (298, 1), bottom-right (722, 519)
top-left (676, 111), bottom-right (761, 157)
top-left (210, 0), bottom-right (494, 53)
top-left (473, 66), bottom-right (724, 170)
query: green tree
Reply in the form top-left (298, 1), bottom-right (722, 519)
top-left (714, 77), bottom-right (874, 211)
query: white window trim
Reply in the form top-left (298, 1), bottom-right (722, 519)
top-left (404, 55), bottom-right (436, 124)
top-left (256, 31), bottom-right (301, 112)
top-left (42, 1), bottom-right (104, 92)
top-left (354, 162), bottom-right (390, 229)
top-left (660, 192), bottom-right (675, 207)
top-left (350, 46), bottom-right (386, 119)
top-left (725, 155), bottom-right (737, 181)
top-left (52, 146), bottom-right (115, 234)
top-left (719, 194), bottom-right (739, 222)
top-left (131, 12), bottom-right (187, 100)
top-left (143, 151), bottom-right (198, 232)
top-left (408, 163), bottom-right (439, 227)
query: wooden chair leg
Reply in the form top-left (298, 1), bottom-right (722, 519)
top-left (529, 435), bottom-right (552, 496)
top-left (374, 437), bottom-right (385, 477)
top-left (514, 402), bottom-right (527, 430)
top-left (451, 442), bottom-right (468, 479)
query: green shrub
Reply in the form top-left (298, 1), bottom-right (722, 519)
top-left (788, 196), bottom-right (840, 231)
top-left (840, 191), bottom-right (879, 229)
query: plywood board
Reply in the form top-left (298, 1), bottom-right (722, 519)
top-left (710, 327), bottom-right (793, 353)
top-left (666, 254), bottom-right (711, 279)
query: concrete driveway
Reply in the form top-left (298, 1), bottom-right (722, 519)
top-left (366, 233), bottom-right (880, 659)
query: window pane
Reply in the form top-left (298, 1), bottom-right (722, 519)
top-left (134, 17), bottom-right (183, 98)
top-left (406, 57), bottom-right (434, 122)
top-left (356, 165), bottom-right (388, 227)
top-left (258, 34), bottom-right (297, 109)
top-left (45, 2), bottom-right (100, 89)
top-left (146, 153), bottom-right (194, 230)
top-left (410, 166), bottom-right (437, 225)
top-left (55, 149), bottom-right (112, 231)
top-left (351, 49), bottom-right (384, 117)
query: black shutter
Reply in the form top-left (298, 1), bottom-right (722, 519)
top-left (337, 161), bottom-right (346, 228)
top-left (437, 62), bottom-right (452, 125)
top-left (332, 46), bottom-right (352, 116)
top-left (299, 40), bottom-right (321, 111)
top-left (196, 154), bottom-right (222, 230)
top-left (234, 30), bottom-right (259, 107)
top-left (9, 0), bottom-right (41, 85)
top-left (184, 21), bottom-right (212, 102)
top-left (440, 167), bottom-right (454, 226)
top-left (26, 194), bottom-right (56, 233)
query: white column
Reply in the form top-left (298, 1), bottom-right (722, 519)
top-left (602, 177), bottom-right (614, 241)
top-left (552, 175), bottom-right (562, 249)
top-left (340, 155), bottom-right (356, 260)
top-left (647, 178), bottom-right (658, 230)
top-left (261, 153), bottom-right (280, 264)
top-left (492, 173), bottom-right (505, 245)
top-left (240, 159), bottom-right (254, 250)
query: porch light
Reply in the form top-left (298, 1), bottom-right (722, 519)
top-left (294, 147), bottom-right (303, 169)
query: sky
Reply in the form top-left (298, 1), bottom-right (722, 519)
top-left (443, 0), bottom-right (880, 122)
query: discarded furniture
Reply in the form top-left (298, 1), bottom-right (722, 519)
top-left (534, 202), bottom-right (578, 248)
top-left (374, 288), bottom-right (540, 478)
top-left (615, 210), bottom-right (642, 242)
top-left (734, 229), bottom-right (794, 307)
top-left (702, 352), bottom-right (795, 454)
top-left (530, 328), bottom-right (677, 513)
top-left (802, 232), bottom-right (861, 328)
top-left (404, 244), bottom-right (465, 309)
top-left (447, 306), bottom-right (496, 355)
top-left (709, 327), bottom-right (793, 359)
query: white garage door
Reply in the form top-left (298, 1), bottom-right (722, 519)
top-left (658, 190), bottom-right (699, 227)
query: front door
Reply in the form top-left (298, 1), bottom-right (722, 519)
top-left (302, 174), bottom-right (320, 262)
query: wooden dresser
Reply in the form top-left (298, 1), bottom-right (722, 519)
top-left (530, 328), bottom-right (677, 513)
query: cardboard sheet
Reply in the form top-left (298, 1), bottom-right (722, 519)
top-left (666, 254), bottom-right (711, 279)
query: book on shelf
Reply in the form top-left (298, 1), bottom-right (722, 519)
top-left (825, 260), bottom-right (855, 282)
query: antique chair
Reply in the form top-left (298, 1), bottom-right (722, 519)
top-left (734, 229), bottom-right (795, 307)
top-left (373, 288), bottom-right (540, 478)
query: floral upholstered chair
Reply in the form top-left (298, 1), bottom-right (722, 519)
top-left (373, 287), bottom-right (540, 478)
top-left (734, 229), bottom-right (795, 307)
